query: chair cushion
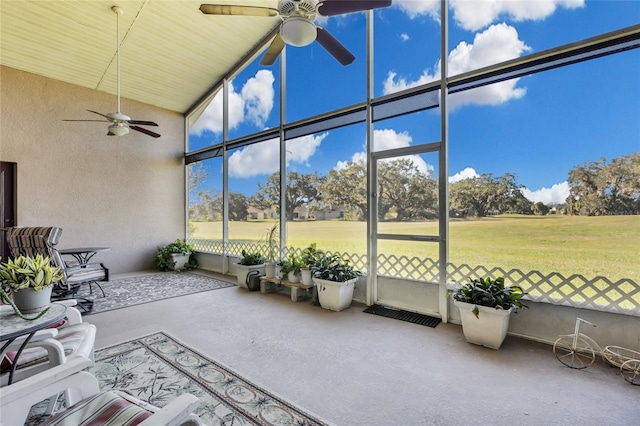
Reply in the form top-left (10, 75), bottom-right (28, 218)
top-left (65, 264), bottom-right (107, 285)
top-left (6, 227), bottom-right (62, 258)
top-left (11, 323), bottom-right (96, 370)
top-left (42, 391), bottom-right (153, 426)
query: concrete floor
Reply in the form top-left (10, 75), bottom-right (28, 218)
top-left (87, 271), bottom-right (639, 426)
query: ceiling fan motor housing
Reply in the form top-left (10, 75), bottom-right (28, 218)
top-left (279, 0), bottom-right (318, 18)
top-left (106, 112), bottom-right (131, 122)
top-left (279, 0), bottom-right (318, 47)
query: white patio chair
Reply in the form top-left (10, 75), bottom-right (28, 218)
top-left (0, 357), bottom-right (204, 426)
top-left (0, 300), bottom-right (96, 384)
top-left (0, 300), bottom-right (96, 414)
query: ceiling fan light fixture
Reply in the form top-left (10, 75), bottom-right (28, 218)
top-left (280, 17), bottom-right (316, 47)
top-left (109, 123), bottom-right (129, 136)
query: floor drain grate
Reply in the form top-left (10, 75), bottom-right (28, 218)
top-left (363, 305), bottom-right (441, 328)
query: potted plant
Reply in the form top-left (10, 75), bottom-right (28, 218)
top-left (300, 243), bottom-right (323, 286)
top-left (274, 260), bottom-right (284, 281)
top-left (156, 239), bottom-right (197, 271)
top-left (450, 276), bottom-right (528, 350)
top-left (311, 253), bottom-right (361, 311)
top-left (235, 249), bottom-right (265, 288)
top-left (262, 223), bottom-right (280, 279)
top-left (0, 254), bottom-right (62, 314)
top-left (280, 253), bottom-right (303, 283)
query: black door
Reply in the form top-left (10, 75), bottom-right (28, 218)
top-left (1, 162), bottom-right (17, 263)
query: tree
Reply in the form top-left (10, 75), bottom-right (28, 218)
top-left (188, 163), bottom-right (222, 222)
top-left (450, 173), bottom-right (529, 218)
top-left (450, 174), bottom-right (498, 217)
top-left (322, 161), bottom-right (368, 219)
top-left (601, 153), bottom-right (640, 214)
top-left (378, 159), bottom-right (438, 221)
top-left (567, 158), bottom-right (607, 215)
top-left (532, 202), bottom-right (550, 215)
top-left (188, 162), bottom-right (208, 192)
top-left (189, 190), bottom-right (222, 222)
top-left (251, 171), bottom-right (325, 220)
top-left (228, 192), bottom-right (248, 221)
top-left (567, 153), bottom-right (640, 215)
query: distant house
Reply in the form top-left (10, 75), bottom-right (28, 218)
top-left (315, 205), bottom-right (347, 220)
top-left (293, 206), bottom-right (310, 220)
top-left (247, 206), bottom-right (277, 220)
top-left (247, 206), bottom-right (264, 220)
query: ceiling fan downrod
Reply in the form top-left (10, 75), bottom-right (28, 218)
top-left (109, 5), bottom-right (129, 135)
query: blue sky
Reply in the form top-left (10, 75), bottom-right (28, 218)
top-left (189, 0), bottom-right (640, 205)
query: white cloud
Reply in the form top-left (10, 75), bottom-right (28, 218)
top-left (400, 33), bottom-right (410, 41)
top-left (522, 181), bottom-right (570, 205)
top-left (242, 70), bottom-right (275, 128)
top-left (383, 23), bottom-right (530, 109)
top-left (393, 0), bottom-right (584, 29)
top-left (287, 133), bottom-right (328, 166)
top-left (190, 71), bottom-right (275, 136)
top-left (394, 0), bottom-right (439, 20)
top-left (335, 129), bottom-right (433, 175)
top-left (449, 167), bottom-right (479, 183)
top-left (450, 0), bottom-right (585, 31)
top-left (228, 138), bottom-right (279, 179)
top-left (228, 133), bottom-right (328, 179)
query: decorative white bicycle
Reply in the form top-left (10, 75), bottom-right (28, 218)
top-left (553, 317), bottom-right (640, 385)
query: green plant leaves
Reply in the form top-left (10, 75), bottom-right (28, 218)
top-left (452, 276), bottom-right (528, 318)
top-left (156, 239), bottom-right (197, 271)
top-left (0, 254), bottom-right (62, 291)
top-left (239, 250), bottom-right (264, 266)
top-left (311, 253), bottom-right (361, 282)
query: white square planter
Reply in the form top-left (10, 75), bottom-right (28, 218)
top-left (454, 300), bottom-right (512, 350)
top-left (170, 253), bottom-right (191, 271)
top-left (314, 277), bottom-right (357, 312)
top-left (235, 263), bottom-right (265, 288)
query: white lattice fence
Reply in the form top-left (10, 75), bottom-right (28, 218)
top-left (188, 239), bottom-right (639, 316)
top-left (377, 254), bottom-right (439, 282)
top-left (283, 247), bottom-right (367, 272)
top-left (189, 239), bottom-right (225, 254)
top-left (447, 263), bottom-right (640, 316)
top-left (188, 240), bottom-right (368, 271)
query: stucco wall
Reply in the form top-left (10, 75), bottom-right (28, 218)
top-left (0, 66), bottom-right (186, 273)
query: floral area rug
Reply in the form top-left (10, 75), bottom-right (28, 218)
top-left (74, 271), bottom-right (235, 315)
top-left (28, 332), bottom-right (331, 426)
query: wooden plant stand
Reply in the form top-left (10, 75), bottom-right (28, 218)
top-left (259, 277), bottom-right (313, 302)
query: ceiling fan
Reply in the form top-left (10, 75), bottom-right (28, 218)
top-left (200, 0), bottom-right (392, 66)
top-left (64, 6), bottom-right (160, 138)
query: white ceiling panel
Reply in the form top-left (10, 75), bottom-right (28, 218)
top-left (1, 0), bottom-right (280, 113)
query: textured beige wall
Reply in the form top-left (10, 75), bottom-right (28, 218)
top-left (0, 66), bottom-right (186, 273)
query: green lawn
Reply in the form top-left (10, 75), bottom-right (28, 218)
top-left (190, 214), bottom-right (639, 283)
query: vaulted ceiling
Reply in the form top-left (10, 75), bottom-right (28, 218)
top-left (0, 0), bottom-right (279, 113)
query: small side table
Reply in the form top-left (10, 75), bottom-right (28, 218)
top-left (59, 247), bottom-right (110, 265)
top-left (0, 303), bottom-right (67, 384)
